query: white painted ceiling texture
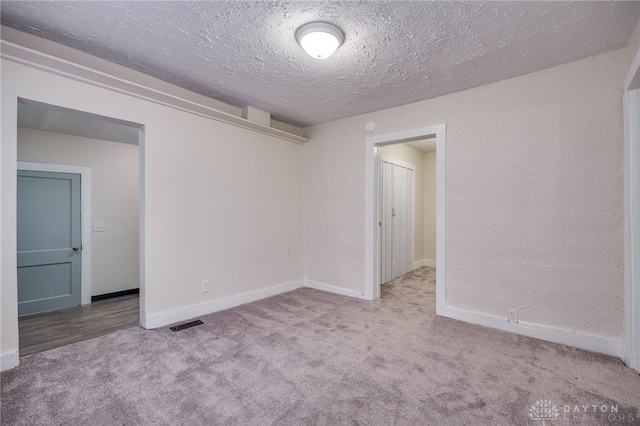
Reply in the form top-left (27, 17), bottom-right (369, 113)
top-left (1, 1), bottom-right (638, 128)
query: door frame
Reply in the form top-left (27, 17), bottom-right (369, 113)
top-left (17, 161), bottom-right (92, 306)
top-left (624, 45), bottom-right (640, 373)
top-left (365, 123), bottom-right (446, 306)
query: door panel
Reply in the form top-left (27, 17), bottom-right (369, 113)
top-left (17, 175), bottom-right (72, 251)
top-left (18, 263), bottom-right (72, 302)
top-left (17, 170), bottom-right (81, 316)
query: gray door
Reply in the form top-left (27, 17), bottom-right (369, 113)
top-left (17, 170), bottom-right (82, 316)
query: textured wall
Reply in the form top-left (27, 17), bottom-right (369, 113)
top-left (303, 48), bottom-right (627, 339)
top-left (17, 128), bottom-right (139, 296)
top-left (379, 143), bottom-right (425, 264)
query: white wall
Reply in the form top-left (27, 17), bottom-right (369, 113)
top-left (379, 143), bottom-right (424, 264)
top-left (2, 50), bottom-right (304, 368)
top-left (17, 127), bottom-right (139, 296)
top-left (423, 151), bottom-right (436, 262)
top-left (303, 48), bottom-right (627, 341)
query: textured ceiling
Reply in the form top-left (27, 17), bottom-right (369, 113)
top-left (2, 1), bottom-right (638, 128)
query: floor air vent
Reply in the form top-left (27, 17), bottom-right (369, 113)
top-left (170, 320), bottom-right (204, 332)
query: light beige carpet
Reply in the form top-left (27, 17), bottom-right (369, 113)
top-left (2, 266), bottom-right (639, 425)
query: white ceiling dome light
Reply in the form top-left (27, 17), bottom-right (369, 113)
top-left (296, 22), bottom-right (344, 59)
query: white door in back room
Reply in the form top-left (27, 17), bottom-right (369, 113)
top-left (17, 170), bottom-right (82, 316)
top-left (380, 159), bottom-right (413, 284)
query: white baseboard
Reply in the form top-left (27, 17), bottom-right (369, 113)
top-left (438, 305), bottom-right (622, 357)
top-left (143, 281), bottom-right (304, 329)
top-left (304, 280), bottom-right (366, 299)
top-left (413, 259), bottom-right (436, 269)
top-left (144, 279), bottom-right (367, 329)
top-left (1, 349), bottom-right (19, 372)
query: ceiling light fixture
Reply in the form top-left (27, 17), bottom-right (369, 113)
top-left (296, 22), bottom-right (344, 59)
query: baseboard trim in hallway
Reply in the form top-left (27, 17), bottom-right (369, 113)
top-left (412, 259), bottom-right (436, 269)
top-left (92, 288), bottom-right (139, 302)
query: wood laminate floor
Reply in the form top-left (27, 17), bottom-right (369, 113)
top-left (18, 294), bottom-right (140, 357)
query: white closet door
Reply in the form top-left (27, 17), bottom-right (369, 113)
top-left (381, 161), bottom-right (394, 284)
top-left (380, 160), bottom-right (413, 284)
top-left (392, 165), bottom-right (412, 279)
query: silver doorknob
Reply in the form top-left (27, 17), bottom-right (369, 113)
top-left (72, 246), bottom-right (80, 251)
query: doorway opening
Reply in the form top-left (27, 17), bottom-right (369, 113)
top-left (365, 124), bottom-right (446, 313)
top-left (16, 98), bottom-right (144, 356)
top-left (378, 140), bottom-right (436, 309)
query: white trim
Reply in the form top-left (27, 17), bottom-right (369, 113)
top-left (439, 305), bottom-right (622, 357)
top-left (624, 45), bottom-right (640, 372)
top-left (435, 130), bottom-right (446, 315)
top-left (365, 124), bottom-right (446, 302)
top-left (144, 281), bottom-right (304, 329)
top-left (304, 280), bottom-right (366, 299)
top-left (17, 161), bottom-right (92, 305)
top-left (367, 126), bottom-right (446, 146)
top-left (1, 41), bottom-right (308, 145)
top-left (1, 349), bottom-right (19, 371)
top-left (413, 259), bottom-right (436, 269)
top-left (138, 128), bottom-right (146, 328)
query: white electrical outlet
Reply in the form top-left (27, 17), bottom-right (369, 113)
top-left (508, 309), bottom-right (518, 323)
top-left (202, 280), bottom-right (210, 293)
top-left (93, 223), bottom-right (104, 232)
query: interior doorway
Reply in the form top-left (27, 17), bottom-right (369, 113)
top-left (365, 124), bottom-right (446, 312)
top-left (15, 98), bottom-right (144, 356)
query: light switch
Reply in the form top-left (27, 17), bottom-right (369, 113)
top-left (93, 223), bottom-right (104, 232)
